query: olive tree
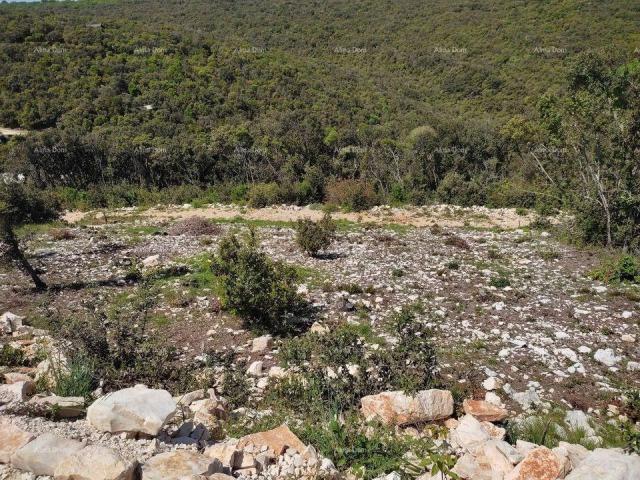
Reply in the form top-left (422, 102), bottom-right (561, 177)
top-left (0, 178), bottom-right (60, 289)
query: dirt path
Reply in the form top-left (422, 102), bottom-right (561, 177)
top-left (64, 203), bottom-right (548, 229)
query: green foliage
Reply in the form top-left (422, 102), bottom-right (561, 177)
top-left (326, 179), bottom-right (378, 212)
top-left (295, 213), bottom-right (337, 257)
top-left (50, 356), bottom-right (95, 400)
top-left (296, 415), bottom-right (458, 479)
top-left (212, 229), bottom-right (309, 334)
top-left (247, 183), bottom-right (281, 208)
top-left (590, 254), bottom-right (640, 284)
top-left (489, 276), bottom-right (511, 288)
top-left (0, 344), bottom-right (26, 366)
top-left (48, 292), bottom-right (192, 392)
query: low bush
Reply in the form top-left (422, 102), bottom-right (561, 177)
top-left (167, 216), bottom-right (221, 236)
top-left (436, 172), bottom-right (486, 207)
top-left (325, 179), bottom-right (378, 212)
top-left (48, 292), bottom-right (192, 392)
top-left (296, 415), bottom-right (457, 480)
top-left (444, 235), bottom-right (470, 250)
top-left (0, 344), bottom-right (27, 366)
top-left (295, 213), bottom-right (337, 257)
top-left (247, 182), bottom-right (281, 208)
top-left (212, 229), bottom-right (309, 334)
top-left (590, 254), bottom-right (640, 284)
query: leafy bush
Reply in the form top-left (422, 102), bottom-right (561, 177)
top-left (295, 213), bottom-right (337, 257)
top-left (590, 254), bottom-right (640, 284)
top-left (325, 179), bottom-right (378, 212)
top-left (247, 183), bottom-right (281, 208)
top-left (167, 217), bottom-right (221, 236)
top-left (212, 229), bottom-right (309, 334)
top-left (48, 293), bottom-right (192, 392)
top-left (0, 344), bottom-right (27, 366)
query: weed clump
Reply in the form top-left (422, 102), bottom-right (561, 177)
top-left (295, 213), bottom-right (336, 257)
top-left (444, 235), bottom-right (470, 250)
top-left (167, 216), bottom-right (221, 236)
top-left (212, 229), bottom-right (309, 334)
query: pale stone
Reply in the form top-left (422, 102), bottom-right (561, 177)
top-left (142, 255), bottom-right (160, 267)
top-left (0, 380), bottom-right (35, 402)
top-left (482, 377), bottom-right (502, 391)
top-left (450, 415), bottom-right (490, 454)
top-left (246, 361), bottom-right (263, 377)
top-left (3, 373), bottom-right (32, 384)
top-left (142, 451), bottom-right (223, 480)
top-left (360, 389), bottom-right (453, 425)
top-left (557, 441), bottom-right (589, 469)
top-left (54, 445), bottom-right (137, 480)
top-left (564, 448), bottom-right (640, 479)
top-left (87, 385), bottom-right (176, 435)
top-left (0, 312), bottom-right (23, 334)
top-left (462, 399), bottom-right (508, 422)
top-left (237, 424), bottom-right (307, 458)
top-left (251, 335), bottom-right (273, 353)
top-left (451, 453), bottom-right (492, 480)
top-left (268, 366), bottom-right (287, 378)
top-left (29, 394), bottom-right (84, 418)
top-left (11, 433), bottom-right (84, 476)
top-left (0, 420), bottom-right (35, 464)
top-left (204, 442), bottom-right (239, 471)
top-left (594, 348), bottom-right (621, 367)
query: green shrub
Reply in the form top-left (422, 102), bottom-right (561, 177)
top-left (0, 344), bottom-right (27, 366)
top-left (436, 172), bottom-right (486, 207)
top-left (295, 213), bottom-right (337, 256)
top-left (296, 415), bottom-right (457, 480)
top-left (212, 229), bottom-right (309, 334)
top-left (489, 276), bottom-right (511, 288)
top-left (51, 356), bottom-right (95, 400)
top-left (247, 182), bottom-right (281, 208)
top-left (48, 292), bottom-right (192, 392)
top-left (325, 179), bottom-right (378, 212)
top-left (590, 254), bottom-right (640, 284)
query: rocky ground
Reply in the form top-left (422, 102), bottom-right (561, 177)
top-left (1, 203), bottom-right (639, 479)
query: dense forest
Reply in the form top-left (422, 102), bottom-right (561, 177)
top-left (0, 0), bottom-right (638, 248)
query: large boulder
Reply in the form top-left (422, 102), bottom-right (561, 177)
top-left (463, 399), bottom-right (508, 422)
top-left (564, 448), bottom-right (640, 480)
top-left (10, 433), bottom-right (85, 476)
top-left (361, 389), bottom-right (453, 425)
top-left (54, 445), bottom-right (137, 480)
top-left (142, 451), bottom-right (223, 480)
top-left (504, 446), bottom-right (561, 480)
top-left (0, 420), bottom-right (35, 464)
top-left (87, 385), bottom-right (176, 435)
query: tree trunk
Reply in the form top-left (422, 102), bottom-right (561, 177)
top-left (2, 225), bottom-right (47, 290)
